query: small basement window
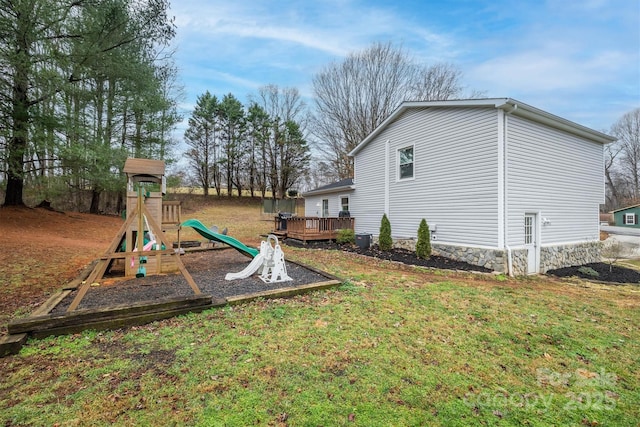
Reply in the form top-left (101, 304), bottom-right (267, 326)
top-left (624, 213), bottom-right (637, 225)
top-left (398, 145), bottom-right (414, 180)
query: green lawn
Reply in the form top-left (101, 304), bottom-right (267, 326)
top-left (1, 200), bottom-right (639, 426)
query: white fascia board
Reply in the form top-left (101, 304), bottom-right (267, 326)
top-left (302, 185), bottom-right (355, 197)
top-left (348, 98), bottom-right (615, 157)
top-left (349, 98), bottom-right (511, 157)
top-left (496, 99), bottom-right (616, 144)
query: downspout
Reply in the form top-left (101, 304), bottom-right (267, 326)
top-left (503, 102), bottom-right (518, 276)
top-left (384, 139), bottom-right (390, 215)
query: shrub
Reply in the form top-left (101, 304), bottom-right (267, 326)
top-left (336, 228), bottom-right (355, 245)
top-left (416, 218), bottom-right (431, 259)
top-left (577, 266), bottom-right (599, 278)
top-left (379, 214), bottom-right (392, 251)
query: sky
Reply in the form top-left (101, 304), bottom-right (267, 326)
top-left (168, 0), bottom-right (639, 139)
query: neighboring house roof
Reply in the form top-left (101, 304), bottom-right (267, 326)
top-left (610, 204), bottom-right (640, 213)
top-left (348, 98), bottom-right (616, 157)
top-left (302, 178), bottom-right (354, 197)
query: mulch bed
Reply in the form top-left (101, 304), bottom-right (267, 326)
top-left (284, 240), bottom-right (493, 273)
top-left (286, 239), bottom-right (640, 284)
top-left (547, 262), bottom-right (640, 284)
top-left (51, 249), bottom-right (334, 313)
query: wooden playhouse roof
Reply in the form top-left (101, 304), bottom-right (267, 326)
top-left (123, 158), bottom-right (165, 178)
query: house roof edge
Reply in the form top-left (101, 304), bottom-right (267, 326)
top-left (348, 98), bottom-right (615, 157)
top-left (302, 178), bottom-right (355, 197)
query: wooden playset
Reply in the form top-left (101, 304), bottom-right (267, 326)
top-left (0, 157), bottom-right (342, 356)
top-left (66, 158), bottom-right (200, 311)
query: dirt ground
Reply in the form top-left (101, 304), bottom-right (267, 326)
top-left (0, 206), bottom-right (123, 328)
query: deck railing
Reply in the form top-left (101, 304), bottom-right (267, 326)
top-left (278, 216), bottom-right (355, 242)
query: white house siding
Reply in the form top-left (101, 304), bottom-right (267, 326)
top-left (354, 107), bottom-right (500, 247)
top-left (303, 194), bottom-right (324, 217)
top-left (506, 115), bottom-right (604, 248)
top-left (351, 130), bottom-right (388, 235)
top-left (303, 193), bottom-right (349, 217)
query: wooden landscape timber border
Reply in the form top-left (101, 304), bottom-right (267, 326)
top-left (1, 260), bottom-right (342, 357)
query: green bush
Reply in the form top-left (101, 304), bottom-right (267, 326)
top-left (577, 266), bottom-right (599, 278)
top-left (379, 214), bottom-right (393, 251)
top-left (416, 218), bottom-right (431, 259)
top-left (336, 228), bottom-right (355, 244)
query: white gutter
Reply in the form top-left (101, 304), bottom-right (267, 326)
top-left (496, 99), bottom-right (615, 144)
top-left (302, 185), bottom-right (355, 197)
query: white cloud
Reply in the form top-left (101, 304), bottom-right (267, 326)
top-left (167, 0), bottom-right (639, 133)
top-left (469, 49), bottom-right (629, 94)
top-left (202, 20), bottom-right (349, 56)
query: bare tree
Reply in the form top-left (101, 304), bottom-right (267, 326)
top-left (311, 42), bottom-right (477, 179)
top-left (604, 141), bottom-right (624, 208)
top-left (601, 240), bottom-right (625, 272)
top-left (312, 42), bottom-right (413, 179)
top-left (409, 62), bottom-right (464, 100)
top-left (253, 84), bottom-right (307, 126)
top-left (612, 108), bottom-right (640, 203)
top-left (251, 85), bottom-right (310, 199)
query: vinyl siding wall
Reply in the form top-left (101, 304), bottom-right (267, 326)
top-left (353, 107), bottom-right (500, 247)
top-left (303, 193), bottom-right (352, 217)
top-left (505, 115), bottom-right (604, 246)
top-left (351, 135), bottom-right (387, 235)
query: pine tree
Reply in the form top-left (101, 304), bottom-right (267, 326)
top-left (416, 218), bottom-right (431, 259)
top-left (379, 214), bottom-right (392, 251)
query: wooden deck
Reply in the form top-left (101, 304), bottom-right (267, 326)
top-left (276, 216), bottom-right (354, 242)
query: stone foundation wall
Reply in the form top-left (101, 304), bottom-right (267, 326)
top-left (380, 237), bottom-right (601, 275)
top-left (386, 238), bottom-right (507, 273)
top-left (510, 249), bottom-right (528, 276)
top-left (539, 241), bottom-right (601, 273)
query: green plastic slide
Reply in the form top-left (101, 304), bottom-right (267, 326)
top-left (181, 219), bottom-right (259, 258)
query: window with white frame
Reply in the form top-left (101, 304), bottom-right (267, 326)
top-left (322, 199), bottom-right (329, 217)
top-left (398, 145), bottom-right (414, 180)
top-left (625, 213), bottom-right (636, 225)
top-left (524, 216), bottom-right (533, 244)
top-left (340, 196), bottom-right (349, 212)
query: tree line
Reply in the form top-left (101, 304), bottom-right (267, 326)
top-left (0, 0), bottom-right (179, 211)
top-left (2, 6), bottom-right (634, 214)
top-left (182, 42), bottom-right (476, 196)
top-left (184, 85), bottom-right (310, 199)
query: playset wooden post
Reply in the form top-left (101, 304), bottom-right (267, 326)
top-left (66, 158), bottom-right (199, 312)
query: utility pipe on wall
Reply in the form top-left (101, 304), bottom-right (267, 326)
top-left (503, 102), bottom-right (518, 276)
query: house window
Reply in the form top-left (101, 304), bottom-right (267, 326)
top-left (524, 215), bottom-right (533, 244)
top-left (624, 213), bottom-right (637, 225)
top-left (398, 146), bottom-right (414, 180)
top-left (322, 199), bottom-right (329, 217)
top-left (341, 196), bottom-right (349, 212)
